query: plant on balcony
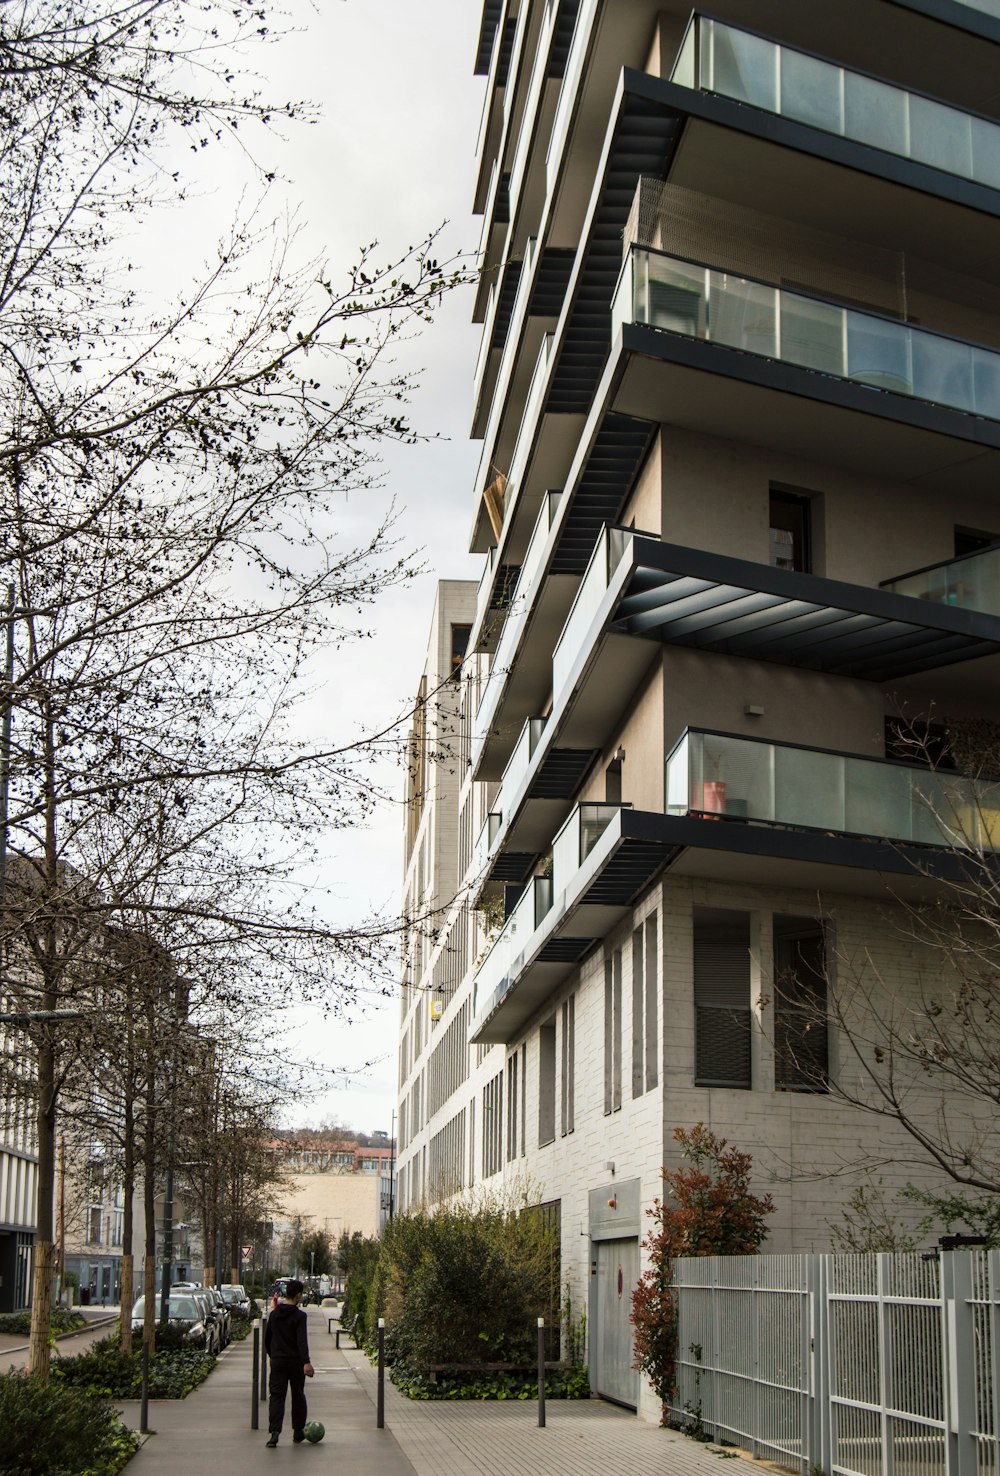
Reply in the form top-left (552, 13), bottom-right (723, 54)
top-left (631, 1124), bottom-right (774, 1420)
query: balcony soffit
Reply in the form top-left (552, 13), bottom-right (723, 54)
top-left (613, 539), bottom-right (1000, 681)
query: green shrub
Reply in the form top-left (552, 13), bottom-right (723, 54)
top-left (52, 1332), bottom-right (215, 1399)
top-left (0, 1368), bottom-right (139, 1476)
top-left (391, 1360), bottom-right (590, 1401)
top-left (0, 1308), bottom-right (86, 1338)
top-left (365, 1198), bottom-right (560, 1374)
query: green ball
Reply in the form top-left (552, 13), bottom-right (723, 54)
top-left (303, 1422), bottom-right (325, 1444)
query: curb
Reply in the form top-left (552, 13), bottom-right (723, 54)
top-left (1, 1315), bottom-right (118, 1359)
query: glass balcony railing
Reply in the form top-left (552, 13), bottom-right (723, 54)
top-left (497, 716), bottom-right (548, 818)
top-left (956, 0), bottom-right (1000, 19)
top-left (472, 811), bottom-right (502, 883)
top-left (614, 244), bottom-right (1000, 423)
top-left (673, 15), bottom-right (1000, 192)
top-left (472, 876), bottom-right (553, 1027)
top-left (506, 331), bottom-right (554, 510)
top-left (551, 802), bottom-right (627, 900)
top-left (881, 542), bottom-right (1000, 615)
top-left (551, 526), bottom-right (632, 702)
top-left (666, 729), bottom-right (1000, 851)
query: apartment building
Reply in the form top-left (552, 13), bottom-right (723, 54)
top-left (396, 0), bottom-right (1000, 1417)
top-left (0, 1044), bottom-right (36, 1312)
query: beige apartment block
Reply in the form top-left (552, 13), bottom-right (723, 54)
top-left (279, 1171), bottom-right (383, 1245)
top-left (397, 0), bottom-right (1000, 1422)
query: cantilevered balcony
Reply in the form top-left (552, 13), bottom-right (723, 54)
top-left (673, 15), bottom-right (1000, 192)
top-left (881, 541), bottom-right (1000, 613)
top-left (613, 246), bottom-right (1000, 425)
top-left (666, 729), bottom-right (1000, 852)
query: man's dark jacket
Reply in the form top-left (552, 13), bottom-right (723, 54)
top-left (264, 1302), bottom-right (311, 1363)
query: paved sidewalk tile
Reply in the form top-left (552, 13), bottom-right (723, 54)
top-left (118, 1328), bottom-right (416, 1476)
top-left (325, 1324), bottom-right (768, 1476)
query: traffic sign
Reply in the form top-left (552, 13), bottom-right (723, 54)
top-left (241, 1244), bottom-right (253, 1260)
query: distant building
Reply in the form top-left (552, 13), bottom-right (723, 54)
top-left (0, 1051), bottom-right (36, 1312)
top-left (271, 1133), bottom-right (396, 1254)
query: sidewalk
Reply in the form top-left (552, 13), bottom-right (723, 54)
top-left (116, 1308), bottom-right (768, 1476)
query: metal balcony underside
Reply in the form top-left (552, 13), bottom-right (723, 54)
top-left (489, 260), bottom-right (523, 351)
top-left (490, 851), bottom-right (537, 884)
top-left (549, 0), bottom-right (581, 79)
top-left (551, 413), bottom-right (654, 575)
top-left (546, 90), bottom-right (682, 416)
top-left (470, 805), bottom-right (988, 1043)
top-left (474, 1), bottom-right (504, 75)
top-left (529, 747), bottom-right (597, 799)
top-left (612, 540), bottom-right (1000, 681)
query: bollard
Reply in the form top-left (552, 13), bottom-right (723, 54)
top-left (259, 1317), bottom-right (267, 1401)
top-left (537, 1317), bottom-right (546, 1428)
top-left (377, 1317), bottom-right (385, 1429)
top-left (139, 1341), bottom-right (151, 1435)
top-left (251, 1325), bottom-right (260, 1430)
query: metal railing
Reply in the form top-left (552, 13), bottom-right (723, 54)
top-left (551, 525), bottom-right (632, 702)
top-left (673, 15), bottom-right (1000, 192)
top-left (613, 243), bottom-right (1000, 423)
top-left (669, 1250), bottom-right (1000, 1476)
top-left (665, 728), bottom-right (1000, 852)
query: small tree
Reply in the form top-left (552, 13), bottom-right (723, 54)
top-left (631, 1124), bottom-right (775, 1414)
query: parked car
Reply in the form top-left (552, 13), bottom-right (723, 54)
top-left (130, 1292), bottom-right (217, 1351)
top-left (220, 1283), bottom-right (253, 1317)
top-left (201, 1286), bottom-right (232, 1346)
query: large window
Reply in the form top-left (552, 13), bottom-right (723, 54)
top-left (773, 916), bottom-right (828, 1092)
top-left (538, 1022), bottom-right (556, 1146)
top-left (604, 948), bottom-right (623, 1113)
top-left (560, 994), bottom-right (575, 1136)
top-left (482, 1069), bottom-right (503, 1177)
top-left (693, 909), bottom-right (752, 1088)
top-left (631, 912), bottom-right (659, 1097)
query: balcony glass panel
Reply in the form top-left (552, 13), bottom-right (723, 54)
top-left (710, 274), bottom-right (777, 357)
top-left (882, 542), bottom-right (1000, 616)
top-left (498, 716), bottom-right (548, 813)
top-left (551, 802), bottom-right (623, 901)
top-left (958, 0), bottom-right (1000, 18)
top-left (473, 876), bottom-right (553, 1026)
top-left (552, 529), bottom-right (606, 700)
top-left (780, 46), bottom-right (843, 133)
top-left (672, 16), bottom-right (1000, 194)
top-left (472, 811), bottom-right (502, 882)
top-left (843, 70), bottom-right (908, 157)
top-left (617, 243), bottom-right (1000, 425)
top-left (780, 293), bottom-right (845, 375)
top-left (666, 729), bottom-right (1000, 851)
top-left (708, 22), bottom-right (776, 111)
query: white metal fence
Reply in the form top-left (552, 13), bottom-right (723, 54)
top-left (668, 1250), bottom-right (1000, 1476)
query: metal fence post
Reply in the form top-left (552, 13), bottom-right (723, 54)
top-left (139, 1340), bottom-right (150, 1435)
top-left (377, 1317), bottom-right (385, 1429)
top-left (811, 1254), bottom-right (832, 1476)
top-left (942, 1250), bottom-right (979, 1476)
top-left (259, 1316), bottom-right (267, 1400)
top-left (251, 1325), bottom-right (260, 1430)
top-left (537, 1317), bottom-right (546, 1428)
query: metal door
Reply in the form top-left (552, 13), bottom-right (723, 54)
top-left (593, 1237), bottom-right (639, 1408)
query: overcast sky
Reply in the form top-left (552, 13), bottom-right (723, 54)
top-left (256, 1), bottom-right (486, 1133)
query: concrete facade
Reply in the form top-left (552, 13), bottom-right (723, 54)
top-left (397, 0), bottom-right (1000, 1423)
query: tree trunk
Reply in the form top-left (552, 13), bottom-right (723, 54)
top-left (120, 1066), bottom-right (136, 1352)
top-left (28, 1040), bottom-right (57, 1379)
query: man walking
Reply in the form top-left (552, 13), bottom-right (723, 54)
top-left (263, 1278), bottom-right (314, 1447)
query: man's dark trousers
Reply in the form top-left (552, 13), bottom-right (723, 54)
top-left (268, 1357), bottom-right (307, 1435)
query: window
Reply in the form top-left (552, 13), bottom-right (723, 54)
top-left (538, 1021), bottom-right (556, 1146)
top-left (955, 525), bottom-right (1000, 557)
top-left (604, 949), bottom-right (622, 1113)
top-left (773, 916), bottom-right (828, 1091)
top-left (631, 912), bottom-right (659, 1096)
top-left (450, 623), bottom-right (472, 679)
top-left (769, 489), bottom-right (811, 572)
top-left (560, 995), bottom-right (575, 1136)
top-left (88, 1207), bottom-right (103, 1243)
top-left (506, 1050), bottom-right (520, 1160)
top-left (693, 909), bottom-right (752, 1088)
top-left (483, 1069), bottom-right (504, 1177)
